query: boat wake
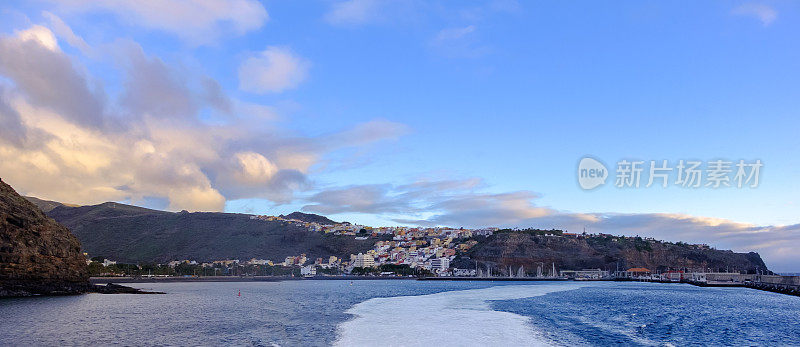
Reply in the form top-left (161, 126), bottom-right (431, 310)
top-left (334, 283), bottom-right (587, 347)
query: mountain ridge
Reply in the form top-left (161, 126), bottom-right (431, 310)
top-left (461, 231), bottom-right (768, 274)
top-left (39, 200), bottom-right (374, 264)
top-left (26, 196), bottom-right (771, 273)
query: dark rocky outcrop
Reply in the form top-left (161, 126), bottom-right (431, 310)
top-left (462, 232), bottom-right (769, 274)
top-left (1, 179), bottom-right (89, 297)
top-left (91, 283), bottom-right (164, 294)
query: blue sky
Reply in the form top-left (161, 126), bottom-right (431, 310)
top-left (0, 0), bottom-right (799, 271)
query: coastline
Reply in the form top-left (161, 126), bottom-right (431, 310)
top-left (418, 277), bottom-right (570, 282)
top-left (89, 275), bottom-right (800, 297)
top-left (89, 275), bottom-right (415, 284)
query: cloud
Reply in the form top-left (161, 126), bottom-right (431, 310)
top-left (0, 25), bottom-right (409, 212)
top-left (324, 0), bottom-right (422, 26)
top-left (201, 78), bottom-right (233, 115)
top-left (303, 178), bottom-right (800, 272)
top-left (42, 11), bottom-right (93, 56)
top-left (16, 25), bottom-right (59, 51)
top-left (434, 25), bottom-right (476, 42)
top-left (0, 85), bottom-right (31, 147)
top-left (302, 178), bottom-right (530, 219)
top-left (325, 0), bottom-right (382, 25)
top-left (233, 152), bottom-right (279, 184)
top-left (430, 25), bottom-right (490, 58)
top-left (732, 3), bottom-right (778, 26)
top-left (0, 25), bottom-right (107, 129)
top-left (304, 184), bottom-right (399, 215)
top-left (238, 46), bottom-right (309, 94)
top-left (120, 42), bottom-right (197, 119)
top-left (321, 119), bottom-right (410, 148)
top-left (47, 0), bottom-right (269, 45)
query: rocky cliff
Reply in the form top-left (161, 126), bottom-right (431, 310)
top-left (463, 232), bottom-right (768, 274)
top-left (0, 179), bottom-right (89, 296)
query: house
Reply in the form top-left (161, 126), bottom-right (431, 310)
top-left (431, 258), bottom-right (450, 274)
top-left (300, 265), bottom-right (316, 277)
top-left (248, 258), bottom-right (268, 265)
top-left (352, 253), bottom-right (375, 268)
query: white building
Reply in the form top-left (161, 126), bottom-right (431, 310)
top-left (301, 265), bottom-right (317, 277)
top-left (248, 259), bottom-right (268, 265)
top-left (352, 253), bottom-right (375, 268)
top-left (431, 258), bottom-right (450, 273)
top-left (284, 256), bottom-right (295, 267)
top-left (473, 228), bottom-right (497, 236)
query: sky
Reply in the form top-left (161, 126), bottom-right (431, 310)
top-left (0, 0), bottom-right (798, 271)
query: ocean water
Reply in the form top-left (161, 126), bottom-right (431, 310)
top-left (0, 280), bottom-right (798, 346)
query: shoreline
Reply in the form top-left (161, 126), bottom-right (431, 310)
top-left (418, 277), bottom-right (570, 281)
top-left (89, 276), bottom-right (800, 297)
top-left (89, 275), bottom-right (415, 284)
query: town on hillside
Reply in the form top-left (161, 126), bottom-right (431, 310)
top-left (86, 214), bottom-right (749, 283)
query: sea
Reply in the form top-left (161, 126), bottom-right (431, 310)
top-left (1, 280), bottom-right (798, 346)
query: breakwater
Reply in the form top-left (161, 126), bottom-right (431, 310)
top-left (419, 273), bottom-right (800, 297)
top-left (685, 274), bottom-right (800, 297)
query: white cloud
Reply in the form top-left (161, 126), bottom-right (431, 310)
top-left (732, 3), bottom-right (778, 26)
top-left (238, 46), bottom-right (309, 94)
top-left (0, 25), bottom-right (409, 212)
top-left (48, 0), bottom-right (269, 45)
top-left (16, 25), bottom-right (58, 51)
top-left (42, 11), bottom-right (93, 56)
top-left (234, 152), bottom-right (278, 184)
top-left (0, 26), bottom-right (107, 129)
top-left (325, 0), bottom-right (381, 25)
top-left (166, 185), bottom-right (226, 212)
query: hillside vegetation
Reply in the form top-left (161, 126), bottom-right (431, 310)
top-left (43, 202), bottom-right (375, 264)
top-left (465, 232), bottom-right (767, 273)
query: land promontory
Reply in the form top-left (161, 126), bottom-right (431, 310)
top-left (0, 179), bottom-right (89, 296)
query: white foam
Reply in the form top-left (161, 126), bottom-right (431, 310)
top-left (334, 283), bottom-right (587, 347)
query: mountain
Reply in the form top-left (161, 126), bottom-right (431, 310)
top-left (27, 196), bottom-right (770, 273)
top-left (1, 179), bottom-right (89, 296)
top-left (281, 211), bottom-right (337, 225)
top-left (44, 202), bottom-right (375, 264)
top-left (24, 196), bottom-right (79, 213)
top-left (460, 231), bottom-right (768, 274)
